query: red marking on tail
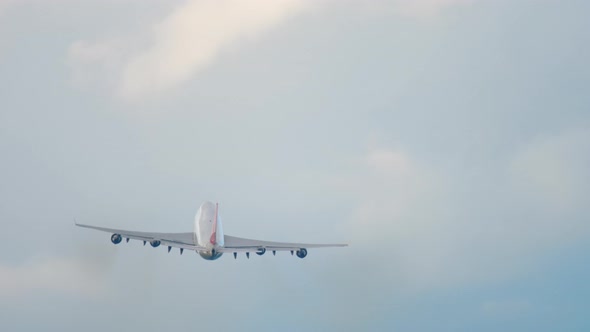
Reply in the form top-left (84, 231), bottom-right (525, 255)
top-left (210, 202), bottom-right (218, 245)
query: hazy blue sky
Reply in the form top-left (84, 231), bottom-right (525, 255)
top-left (1, 0), bottom-right (589, 330)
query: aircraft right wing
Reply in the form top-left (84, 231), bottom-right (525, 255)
top-left (220, 234), bottom-right (348, 252)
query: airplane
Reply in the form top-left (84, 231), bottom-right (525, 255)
top-left (75, 201), bottom-right (347, 260)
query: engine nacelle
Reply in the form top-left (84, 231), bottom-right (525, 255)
top-left (111, 233), bottom-right (122, 244)
top-left (296, 248), bottom-right (307, 259)
top-left (150, 240), bottom-right (161, 248)
top-left (256, 248), bottom-right (266, 256)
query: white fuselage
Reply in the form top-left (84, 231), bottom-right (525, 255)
top-left (194, 201), bottom-right (224, 260)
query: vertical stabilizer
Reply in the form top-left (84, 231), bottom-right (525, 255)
top-left (209, 202), bottom-right (223, 246)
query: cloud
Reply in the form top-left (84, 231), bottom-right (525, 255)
top-left (395, 0), bottom-right (474, 17)
top-left (349, 146), bottom-right (460, 289)
top-left (0, 0), bottom-right (15, 13)
top-left (366, 147), bottom-right (412, 177)
top-left (66, 0), bottom-right (481, 101)
top-left (511, 129), bottom-right (590, 210)
top-left (67, 40), bottom-right (124, 89)
top-left (0, 256), bottom-right (109, 298)
top-left (346, 133), bottom-right (590, 291)
top-left (68, 0), bottom-right (311, 100)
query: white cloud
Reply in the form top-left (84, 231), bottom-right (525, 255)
top-left (68, 0), bottom-right (310, 100)
top-left (65, 0), bottom-right (481, 100)
top-left (348, 146), bottom-right (457, 289)
top-left (67, 40), bottom-right (124, 89)
top-left (511, 129), bottom-right (590, 210)
top-left (0, 0), bottom-right (15, 14)
top-left (347, 134), bottom-right (590, 291)
top-left (0, 256), bottom-right (109, 298)
top-left (366, 147), bottom-right (412, 176)
top-left (395, 0), bottom-right (474, 18)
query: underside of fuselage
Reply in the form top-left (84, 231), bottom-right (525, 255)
top-left (199, 249), bottom-right (223, 260)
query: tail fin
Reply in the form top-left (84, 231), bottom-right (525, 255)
top-left (209, 202), bottom-right (219, 245)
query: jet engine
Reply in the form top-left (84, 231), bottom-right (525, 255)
top-left (150, 240), bottom-right (161, 248)
top-left (296, 248), bottom-right (307, 259)
top-left (111, 233), bottom-right (122, 244)
top-left (256, 248), bottom-right (266, 256)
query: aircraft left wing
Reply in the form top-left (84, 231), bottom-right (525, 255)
top-left (75, 223), bottom-right (206, 251)
top-left (219, 234), bottom-right (348, 252)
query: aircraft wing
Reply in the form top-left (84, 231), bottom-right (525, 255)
top-left (219, 234), bottom-right (348, 252)
top-left (75, 223), bottom-right (206, 251)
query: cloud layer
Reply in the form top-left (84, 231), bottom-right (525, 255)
top-left (66, 0), bottom-right (480, 101)
top-left (396, 0), bottom-right (473, 17)
top-left (0, 256), bottom-right (108, 298)
top-left (347, 129), bottom-right (590, 290)
top-left (3, 0), bottom-right (590, 329)
top-left (69, 0), bottom-right (310, 100)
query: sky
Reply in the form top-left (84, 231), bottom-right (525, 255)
top-left (1, 0), bottom-right (589, 330)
